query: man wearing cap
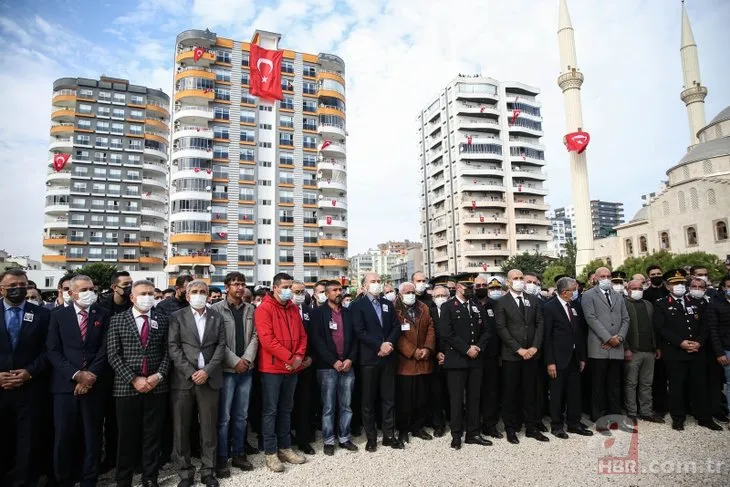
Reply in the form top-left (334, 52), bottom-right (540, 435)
top-left (611, 271), bottom-right (628, 297)
top-left (474, 276), bottom-right (503, 439)
top-left (654, 269), bottom-right (721, 431)
top-left (438, 276), bottom-right (492, 449)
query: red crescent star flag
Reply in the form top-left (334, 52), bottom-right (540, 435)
top-left (53, 153), bottom-right (70, 172)
top-left (321, 140), bottom-right (332, 150)
top-left (466, 135), bottom-right (473, 145)
top-left (331, 199), bottom-right (337, 206)
top-left (249, 44), bottom-right (283, 101)
top-left (479, 216), bottom-right (484, 223)
top-left (511, 109), bottom-right (521, 125)
top-left (326, 215), bottom-right (332, 225)
top-left (482, 263), bottom-right (487, 271)
top-left (471, 200), bottom-right (476, 210)
top-left (193, 47), bottom-right (205, 62)
top-left (564, 131), bottom-right (591, 154)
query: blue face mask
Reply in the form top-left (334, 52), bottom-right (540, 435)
top-left (571, 290), bottom-right (580, 301)
top-left (279, 288), bottom-right (292, 301)
top-left (726, 289), bottom-right (730, 298)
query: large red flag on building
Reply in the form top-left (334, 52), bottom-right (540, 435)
top-left (249, 44), bottom-right (283, 101)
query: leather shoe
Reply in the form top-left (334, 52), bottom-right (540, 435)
top-left (176, 480), bottom-right (193, 487)
top-left (398, 431), bottom-right (410, 444)
top-left (412, 429), bottom-right (433, 441)
top-left (323, 444), bottom-right (335, 456)
top-left (298, 443), bottom-right (315, 455)
top-left (506, 430), bottom-right (520, 444)
top-left (215, 459), bottom-right (231, 478)
top-left (536, 422), bottom-right (548, 433)
top-left (339, 440), bottom-right (358, 451)
top-left (465, 435), bottom-right (493, 446)
top-left (201, 476), bottom-right (219, 487)
top-left (640, 415), bottom-right (665, 424)
top-left (567, 425), bottom-right (594, 436)
top-left (450, 437), bottom-right (462, 450)
top-left (383, 436), bottom-right (404, 449)
top-left (526, 430), bottom-right (550, 442)
top-left (231, 455), bottom-right (253, 471)
top-left (552, 429), bottom-right (569, 440)
top-left (483, 427), bottom-right (503, 439)
top-left (365, 439), bottom-right (377, 452)
top-left (698, 420), bottom-right (723, 431)
top-left (244, 441), bottom-right (259, 455)
top-left (433, 426), bottom-right (446, 438)
top-left (672, 421), bottom-right (685, 431)
top-left (712, 415), bottom-right (729, 424)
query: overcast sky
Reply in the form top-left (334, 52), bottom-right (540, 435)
top-left (1, 0), bottom-right (728, 260)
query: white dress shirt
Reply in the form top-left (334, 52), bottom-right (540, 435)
top-left (556, 295), bottom-right (573, 322)
top-left (509, 289), bottom-right (525, 306)
top-left (192, 308), bottom-right (207, 369)
top-left (132, 306), bottom-right (149, 335)
top-left (73, 303), bottom-right (88, 328)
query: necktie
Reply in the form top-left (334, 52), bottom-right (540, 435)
top-left (605, 291), bottom-right (612, 307)
top-left (517, 296), bottom-right (526, 318)
top-left (140, 315), bottom-right (150, 376)
top-left (566, 302), bottom-right (575, 329)
top-left (373, 299), bottom-right (383, 326)
top-left (6, 307), bottom-right (21, 349)
top-left (79, 309), bottom-right (88, 342)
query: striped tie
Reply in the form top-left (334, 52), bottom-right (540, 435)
top-left (79, 309), bottom-right (88, 342)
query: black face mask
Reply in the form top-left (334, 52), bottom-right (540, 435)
top-left (449, 289), bottom-right (456, 297)
top-left (462, 288), bottom-right (474, 300)
top-left (475, 288), bottom-right (488, 299)
top-left (5, 287), bottom-right (27, 304)
top-left (118, 286), bottom-right (132, 298)
top-left (650, 276), bottom-right (664, 287)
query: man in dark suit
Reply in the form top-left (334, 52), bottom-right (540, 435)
top-left (106, 280), bottom-right (171, 487)
top-left (291, 280), bottom-right (316, 455)
top-left (351, 272), bottom-right (403, 451)
top-left (474, 276), bottom-right (503, 439)
top-left (310, 280), bottom-right (359, 456)
top-left (47, 274), bottom-right (111, 487)
top-left (494, 269), bottom-right (548, 444)
top-left (543, 277), bottom-right (593, 439)
top-left (168, 280), bottom-right (226, 487)
top-left (428, 285), bottom-right (451, 437)
top-left (654, 270), bottom-right (721, 432)
top-left (45, 274), bottom-right (73, 310)
top-left (643, 265), bottom-right (670, 417)
top-left (0, 269), bottom-right (51, 487)
top-left (439, 276), bottom-right (492, 450)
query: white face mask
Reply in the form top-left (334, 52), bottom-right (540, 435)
top-left (671, 284), bottom-right (686, 298)
top-left (368, 282), bottom-right (383, 296)
top-left (155, 298), bottom-right (162, 305)
top-left (629, 290), bottom-right (644, 301)
top-left (524, 282), bottom-right (539, 295)
top-left (598, 279), bottom-right (612, 291)
top-left (689, 289), bottom-right (705, 300)
top-left (76, 290), bottom-right (98, 308)
top-left (488, 290), bottom-right (503, 300)
top-left (189, 294), bottom-right (208, 309)
top-left (384, 291), bottom-right (396, 302)
top-left (510, 280), bottom-right (525, 293)
top-left (414, 282), bottom-right (429, 294)
top-left (317, 292), bottom-right (327, 304)
top-left (343, 300), bottom-right (351, 308)
top-left (402, 294), bottom-right (416, 306)
top-left (293, 294), bottom-right (306, 305)
top-left (62, 291), bottom-right (72, 303)
top-left (433, 297), bottom-right (448, 308)
top-left (28, 299), bottom-right (41, 306)
top-left (135, 295), bottom-right (155, 313)
top-left (612, 284), bottom-right (624, 294)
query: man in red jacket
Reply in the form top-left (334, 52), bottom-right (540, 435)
top-left (254, 272), bottom-right (309, 472)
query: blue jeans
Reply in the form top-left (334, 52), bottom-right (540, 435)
top-left (217, 370), bottom-right (253, 460)
top-left (317, 369), bottom-right (355, 445)
top-left (260, 372), bottom-right (298, 454)
top-left (724, 351), bottom-right (730, 410)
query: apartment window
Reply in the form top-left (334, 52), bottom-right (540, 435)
top-left (241, 72), bottom-right (250, 85)
top-left (280, 115), bottom-right (293, 128)
top-left (129, 109), bottom-right (144, 120)
top-left (241, 148), bottom-right (254, 161)
top-left (257, 238), bottom-right (271, 245)
top-left (282, 78), bottom-right (294, 91)
top-left (281, 61), bottom-right (294, 74)
top-left (279, 229), bottom-right (294, 243)
top-left (238, 250), bottom-right (255, 261)
top-left (104, 248), bottom-right (117, 260)
top-left (97, 106), bottom-right (110, 117)
top-left (242, 54), bottom-right (249, 66)
top-left (111, 122), bottom-right (124, 134)
top-left (241, 129), bottom-right (255, 143)
top-left (279, 172), bottom-right (294, 185)
top-left (75, 150), bottom-right (90, 161)
top-left (76, 134), bottom-right (91, 146)
top-left (77, 119), bottom-right (92, 130)
top-left (303, 117), bottom-right (317, 131)
top-left (125, 201), bottom-right (139, 211)
top-left (93, 168), bottom-right (107, 178)
top-left (303, 135), bottom-right (317, 149)
top-left (259, 160), bottom-right (271, 168)
top-left (123, 232), bottom-right (137, 243)
top-left (110, 138), bottom-right (123, 149)
top-left (108, 184), bottom-right (121, 196)
top-left (239, 207), bottom-right (254, 221)
top-left (92, 182), bottom-right (105, 193)
top-left (260, 199), bottom-right (271, 206)
top-left (215, 50), bottom-right (231, 63)
top-left (240, 109), bottom-right (254, 123)
top-left (260, 219), bottom-right (272, 225)
top-left (95, 137), bottom-right (109, 148)
top-left (242, 93), bottom-right (256, 105)
top-left (89, 231), bottom-right (104, 243)
top-left (213, 146), bottom-right (228, 159)
top-left (214, 88), bottom-right (230, 101)
top-left (112, 108), bottom-right (125, 119)
top-left (303, 250), bottom-right (318, 263)
top-left (279, 249), bottom-right (294, 263)
top-left (90, 199), bottom-right (105, 210)
top-left (87, 248), bottom-right (103, 259)
top-left (280, 153), bottom-right (294, 165)
top-left (72, 182), bottom-right (87, 192)
top-left (303, 211), bottom-right (317, 224)
top-left (303, 65), bottom-right (317, 77)
top-left (259, 142), bottom-right (272, 148)
top-left (258, 180), bottom-right (271, 186)
top-left (279, 209), bottom-right (293, 223)
top-left (280, 97), bottom-right (293, 110)
top-left (302, 82), bottom-right (317, 95)
top-left (112, 93), bottom-right (126, 104)
top-left (214, 107), bottom-right (230, 120)
top-left (70, 214), bottom-right (85, 225)
top-left (303, 230), bottom-right (318, 243)
top-left (98, 92), bottom-right (111, 102)
top-left (214, 68), bottom-right (231, 82)
top-left (122, 249), bottom-right (137, 260)
top-left (213, 126), bottom-right (229, 139)
top-left (71, 197), bottom-right (86, 208)
top-left (78, 104), bottom-right (92, 114)
top-left (124, 216), bottom-right (137, 227)
top-left (240, 168), bottom-right (255, 180)
top-left (68, 248), bottom-right (84, 258)
top-left (303, 100), bottom-right (317, 113)
top-left (279, 190), bottom-right (294, 204)
top-left (240, 188), bottom-right (254, 200)
top-left (239, 229), bottom-right (254, 241)
top-left (258, 105), bottom-right (272, 112)
top-left (258, 259), bottom-right (271, 265)
top-left (126, 186), bottom-right (139, 196)
top-left (279, 133), bottom-right (293, 146)
top-left (91, 214), bottom-right (105, 225)
top-left (128, 124), bottom-right (143, 135)
top-left (303, 191), bottom-right (317, 205)
top-left (129, 139), bottom-right (142, 150)
top-left (259, 123), bottom-right (272, 130)
top-left (128, 154), bottom-right (141, 164)
top-left (79, 88), bottom-right (94, 98)
top-left (96, 121), bottom-right (109, 132)
top-left (303, 154), bottom-right (317, 168)
top-left (126, 169), bottom-right (140, 180)
top-left (109, 153), bottom-right (122, 165)
top-left (130, 95), bottom-right (144, 105)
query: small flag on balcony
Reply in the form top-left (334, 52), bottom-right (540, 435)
top-left (482, 263), bottom-right (487, 271)
top-left (193, 47), bottom-right (205, 62)
top-left (53, 153), bottom-right (70, 172)
top-left (321, 140), bottom-right (332, 150)
top-left (511, 109), bottom-right (521, 125)
top-left (563, 131), bottom-right (591, 154)
top-left (471, 200), bottom-right (476, 210)
top-left (517, 185), bottom-right (523, 192)
top-left (479, 106), bottom-right (486, 113)
top-left (520, 151), bottom-right (526, 160)
top-left (193, 167), bottom-right (201, 173)
top-left (218, 232), bottom-right (227, 238)
top-left (479, 216), bottom-right (484, 223)
top-left (206, 168), bottom-right (212, 174)
top-left (286, 81), bottom-right (294, 91)
top-left (466, 135), bottom-right (473, 145)
top-left (215, 213), bottom-right (220, 219)
top-left (331, 199), bottom-right (337, 206)
top-left (326, 215), bottom-right (332, 225)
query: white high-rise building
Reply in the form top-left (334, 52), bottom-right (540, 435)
top-left (418, 76), bottom-right (551, 277)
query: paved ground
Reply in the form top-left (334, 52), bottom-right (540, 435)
top-left (101, 419), bottom-right (729, 486)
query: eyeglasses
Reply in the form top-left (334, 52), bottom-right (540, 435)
top-left (474, 284), bottom-right (487, 289)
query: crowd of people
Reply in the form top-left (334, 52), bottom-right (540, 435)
top-left (1, 262), bottom-right (729, 487)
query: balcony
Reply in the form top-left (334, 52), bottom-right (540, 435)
top-left (169, 255), bottom-right (212, 266)
top-left (172, 146), bottom-right (213, 161)
top-left (168, 276), bottom-right (211, 286)
top-left (318, 123), bottom-right (345, 139)
top-left (174, 106), bottom-right (214, 124)
top-left (319, 258), bottom-right (349, 268)
top-left (317, 178), bottom-right (347, 192)
top-left (141, 207), bottom-right (167, 219)
top-left (320, 141), bottom-right (346, 157)
top-left (458, 182), bottom-right (505, 193)
top-left (515, 231), bottom-right (552, 241)
top-left (434, 253), bottom-right (449, 264)
top-left (505, 94), bottom-right (542, 108)
top-left (457, 102), bottom-right (499, 116)
top-left (143, 192), bottom-right (167, 204)
top-left (140, 240), bottom-right (164, 249)
top-left (462, 215), bottom-right (508, 225)
top-left (319, 218), bottom-right (347, 229)
top-left (459, 164), bottom-right (504, 177)
top-left (142, 178), bottom-right (167, 191)
top-left (174, 88), bottom-right (215, 104)
top-left (464, 264), bottom-right (503, 274)
top-left (170, 233), bottom-right (212, 244)
top-left (144, 133), bottom-right (169, 146)
top-left (173, 127), bottom-right (213, 141)
top-left (45, 203), bottom-right (70, 215)
top-left (509, 138), bottom-right (544, 151)
top-left (52, 89), bottom-right (76, 106)
top-left (513, 185), bottom-right (548, 196)
top-left (455, 89), bottom-right (499, 103)
top-left (43, 237), bottom-right (67, 246)
top-left (47, 171), bottom-right (71, 184)
top-left (514, 217), bottom-right (551, 226)
top-left (50, 123), bottom-right (74, 136)
top-left (51, 108), bottom-right (75, 122)
top-left (318, 197), bottom-right (347, 211)
top-left (175, 48), bottom-right (216, 66)
top-left (463, 231), bottom-right (508, 241)
top-left (319, 239), bottom-right (347, 248)
top-left (145, 118), bottom-right (169, 131)
top-left (42, 254), bottom-right (67, 264)
top-left (139, 256), bottom-right (164, 265)
top-left (463, 249), bottom-right (510, 257)
top-left (140, 222), bottom-right (166, 235)
top-left (144, 145), bottom-right (168, 161)
top-left (511, 168), bottom-right (547, 181)
top-left (44, 218), bottom-right (68, 230)
top-left (143, 161), bottom-right (167, 175)
top-left (49, 137), bottom-right (73, 152)
top-left (317, 105), bottom-right (345, 118)
top-left (317, 159), bottom-right (347, 173)
top-left (513, 201), bottom-right (549, 211)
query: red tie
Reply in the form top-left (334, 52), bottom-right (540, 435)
top-left (140, 315), bottom-right (150, 376)
top-left (79, 309), bottom-right (88, 342)
top-left (566, 303), bottom-right (575, 329)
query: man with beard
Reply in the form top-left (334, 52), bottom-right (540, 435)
top-left (156, 275), bottom-right (193, 316)
top-left (643, 264), bottom-right (670, 418)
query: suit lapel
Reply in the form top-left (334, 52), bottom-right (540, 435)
top-left (0, 307), bottom-right (9, 350)
top-left (201, 312), bottom-right (215, 346)
top-left (62, 305), bottom-right (83, 344)
top-left (508, 294), bottom-right (526, 324)
top-left (17, 303), bottom-right (38, 344)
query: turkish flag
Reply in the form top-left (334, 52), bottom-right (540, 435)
top-left (471, 200), bottom-right (476, 210)
top-left (326, 216), bottom-right (332, 225)
top-left (193, 47), bottom-right (205, 62)
top-left (249, 44), bottom-right (283, 101)
top-left (331, 199), bottom-right (337, 206)
top-left (564, 131), bottom-right (591, 153)
top-left (466, 135), bottom-right (472, 145)
top-left (321, 140), bottom-right (332, 150)
top-left (479, 216), bottom-right (484, 223)
top-left (53, 153), bottom-right (70, 172)
top-left (194, 167), bottom-right (200, 173)
top-left (511, 109), bottom-right (521, 125)
top-left (482, 263), bottom-right (487, 271)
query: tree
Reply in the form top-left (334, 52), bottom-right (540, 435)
top-left (554, 240), bottom-right (577, 278)
top-left (617, 250), bottom-right (725, 282)
top-left (65, 263), bottom-right (119, 290)
top-left (499, 252), bottom-right (550, 277)
top-left (577, 258), bottom-right (611, 283)
top-left (543, 263), bottom-right (569, 286)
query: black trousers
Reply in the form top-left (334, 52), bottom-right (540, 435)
top-left (707, 354), bottom-right (728, 417)
top-left (396, 374), bottom-right (430, 433)
top-left (480, 355), bottom-right (500, 430)
top-left (430, 366), bottom-right (448, 429)
top-left (292, 365), bottom-right (317, 446)
top-left (549, 355), bottom-right (583, 431)
top-left (652, 357), bottom-right (669, 415)
top-left (0, 387), bottom-right (42, 487)
top-left (100, 378), bottom-right (117, 466)
top-left (666, 359), bottom-right (710, 422)
top-left (351, 365), bottom-right (362, 433)
top-left (360, 361), bottom-right (396, 440)
top-left (115, 393), bottom-right (168, 486)
top-left (502, 359), bottom-right (540, 431)
top-left (590, 359), bottom-right (622, 421)
top-left (53, 391), bottom-right (104, 487)
top-left (446, 367), bottom-right (483, 438)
